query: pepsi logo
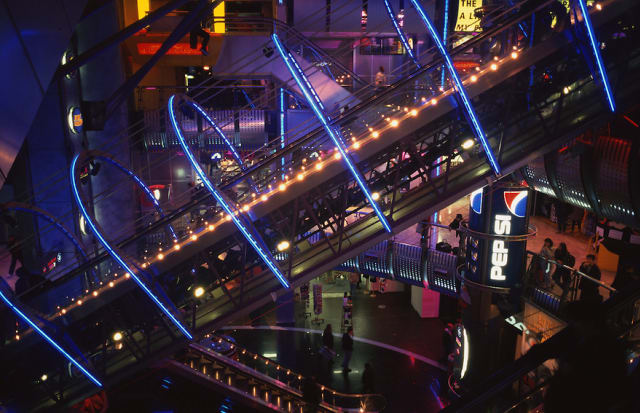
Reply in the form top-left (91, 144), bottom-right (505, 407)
top-left (503, 191), bottom-right (528, 217)
top-left (470, 188), bottom-right (483, 214)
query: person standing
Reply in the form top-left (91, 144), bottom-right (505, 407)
top-left (375, 66), bottom-right (386, 89)
top-left (540, 238), bottom-right (554, 287)
top-left (321, 324), bottom-right (335, 362)
top-left (552, 242), bottom-right (573, 288)
top-left (578, 254), bottom-right (602, 303)
top-left (555, 201), bottom-right (569, 233)
top-left (362, 362), bottom-right (375, 393)
top-left (449, 214), bottom-right (465, 239)
top-left (342, 327), bottom-right (354, 372)
top-left (349, 273), bottom-right (359, 297)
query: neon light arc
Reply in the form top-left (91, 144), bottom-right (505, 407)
top-left (70, 152), bottom-right (192, 339)
top-left (168, 94), bottom-right (290, 289)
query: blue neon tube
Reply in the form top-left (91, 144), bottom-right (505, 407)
top-left (271, 33), bottom-right (392, 233)
top-left (280, 88), bottom-right (285, 180)
top-left (101, 156), bottom-right (178, 241)
top-left (383, 0), bottom-right (421, 67)
top-left (440, 0), bottom-right (449, 87)
top-left (409, 0), bottom-right (501, 175)
top-left (0, 290), bottom-right (103, 387)
top-left (191, 105), bottom-right (244, 168)
top-left (70, 155), bottom-right (192, 339)
top-left (168, 95), bottom-right (290, 289)
top-left (577, 0), bottom-right (615, 112)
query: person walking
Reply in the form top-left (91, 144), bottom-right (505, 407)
top-left (342, 327), bottom-right (354, 373)
top-left (186, 1), bottom-right (211, 56)
top-left (362, 362), bottom-right (375, 393)
top-left (578, 254), bottom-right (602, 303)
top-left (375, 66), bottom-right (386, 89)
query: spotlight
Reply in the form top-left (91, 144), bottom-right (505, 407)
top-left (112, 331), bottom-right (123, 342)
top-left (372, 192), bottom-right (380, 201)
top-left (40, 374), bottom-right (48, 382)
top-left (462, 139), bottom-right (475, 150)
top-left (194, 286), bottom-right (205, 298)
top-left (277, 240), bottom-right (290, 251)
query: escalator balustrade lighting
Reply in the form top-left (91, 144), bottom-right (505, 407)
top-left (410, 0), bottom-right (501, 176)
top-left (383, 0), bottom-right (421, 68)
top-left (45, 43), bottom-right (522, 318)
top-left (168, 95), bottom-right (290, 289)
top-left (71, 154), bottom-right (193, 340)
top-left (0, 289), bottom-right (103, 387)
top-left (271, 33), bottom-right (392, 233)
top-left (576, 0), bottom-right (615, 112)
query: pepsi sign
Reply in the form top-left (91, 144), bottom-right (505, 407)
top-left (465, 185), bottom-right (530, 288)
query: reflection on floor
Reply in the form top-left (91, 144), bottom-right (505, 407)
top-left (224, 328), bottom-right (445, 413)
top-left (227, 278), bottom-right (448, 412)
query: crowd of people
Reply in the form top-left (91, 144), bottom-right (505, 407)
top-left (531, 236), bottom-right (604, 304)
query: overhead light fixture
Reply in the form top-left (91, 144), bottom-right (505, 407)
top-left (462, 139), bottom-right (475, 149)
top-left (112, 331), bottom-right (123, 342)
top-left (277, 240), bottom-right (290, 252)
top-left (194, 286), bottom-right (205, 298)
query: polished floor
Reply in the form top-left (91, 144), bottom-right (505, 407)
top-left (225, 281), bottom-right (448, 412)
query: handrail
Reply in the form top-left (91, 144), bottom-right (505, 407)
top-left (525, 250), bottom-right (616, 292)
top-left (16, 0), bottom-right (543, 293)
top-left (187, 339), bottom-right (386, 412)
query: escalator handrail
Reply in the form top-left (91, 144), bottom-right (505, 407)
top-left (186, 342), bottom-right (386, 412)
top-left (211, 334), bottom-right (385, 401)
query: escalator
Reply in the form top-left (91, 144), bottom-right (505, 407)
top-left (165, 335), bottom-right (386, 412)
top-left (2, 0), bottom-right (638, 410)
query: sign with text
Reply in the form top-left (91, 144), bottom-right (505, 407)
top-left (455, 0), bottom-right (483, 33)
top-left (465, 185), bottom-right (530, 288)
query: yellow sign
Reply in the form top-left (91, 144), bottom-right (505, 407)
top-left (455, 0), bottom-right (483, 33)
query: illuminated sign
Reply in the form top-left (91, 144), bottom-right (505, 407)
top-left (454, 0), bottom-right (483, 33)
top-left (505, 315), bottom-right (530, 335)
top-left (137, 43), bottom-right (207, 56)
top-left (67, 107), bottom-right (83, 134)
top-left (466, 186), bottom-right (529, 287)
top-left (490, 214), bottom-right (511, 281)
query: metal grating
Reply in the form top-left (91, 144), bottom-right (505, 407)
top-left (554, 140), bottom-right (592, 210)
top-left (425, 249), bottom-right (459, 296)
top-left (391, 242), bottom-right (422, 286)
top-left (593, 136), bottom-right (635, 224)
top-left (521, 157), bottom-right (556, 197)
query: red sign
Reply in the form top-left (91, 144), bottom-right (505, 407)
top-left (453, 61), bottom-right (479, 70)
top-left (137, 42), bottom-right (204, 56)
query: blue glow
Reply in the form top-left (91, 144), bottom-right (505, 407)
top-left (577, 0), bottom-right (615, 112)
top-left (383, 0), bottom-right (421, 67)
top-left (440, 0), bottom-right (449, 87)
top-left (168, 96), bottom-right (290, 289)
top-left (271, 34), bottom-right (392, 233)
top-left (70, 155), bottom-right (193, 339)
top-left (241, 89), bottom-right (256, 109)
top-left (102, 157), bottom-right (177, 241)
top-left (280, 88), bottom-right (285, 180)
top-left (0, 290), bottom-right (102, 387)
top-left (10, 206), bottom-right (88, 259)
top-left (410, 0), bottom-right (501, 176)
top-left (190, 105), bottom-right (244, 167)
